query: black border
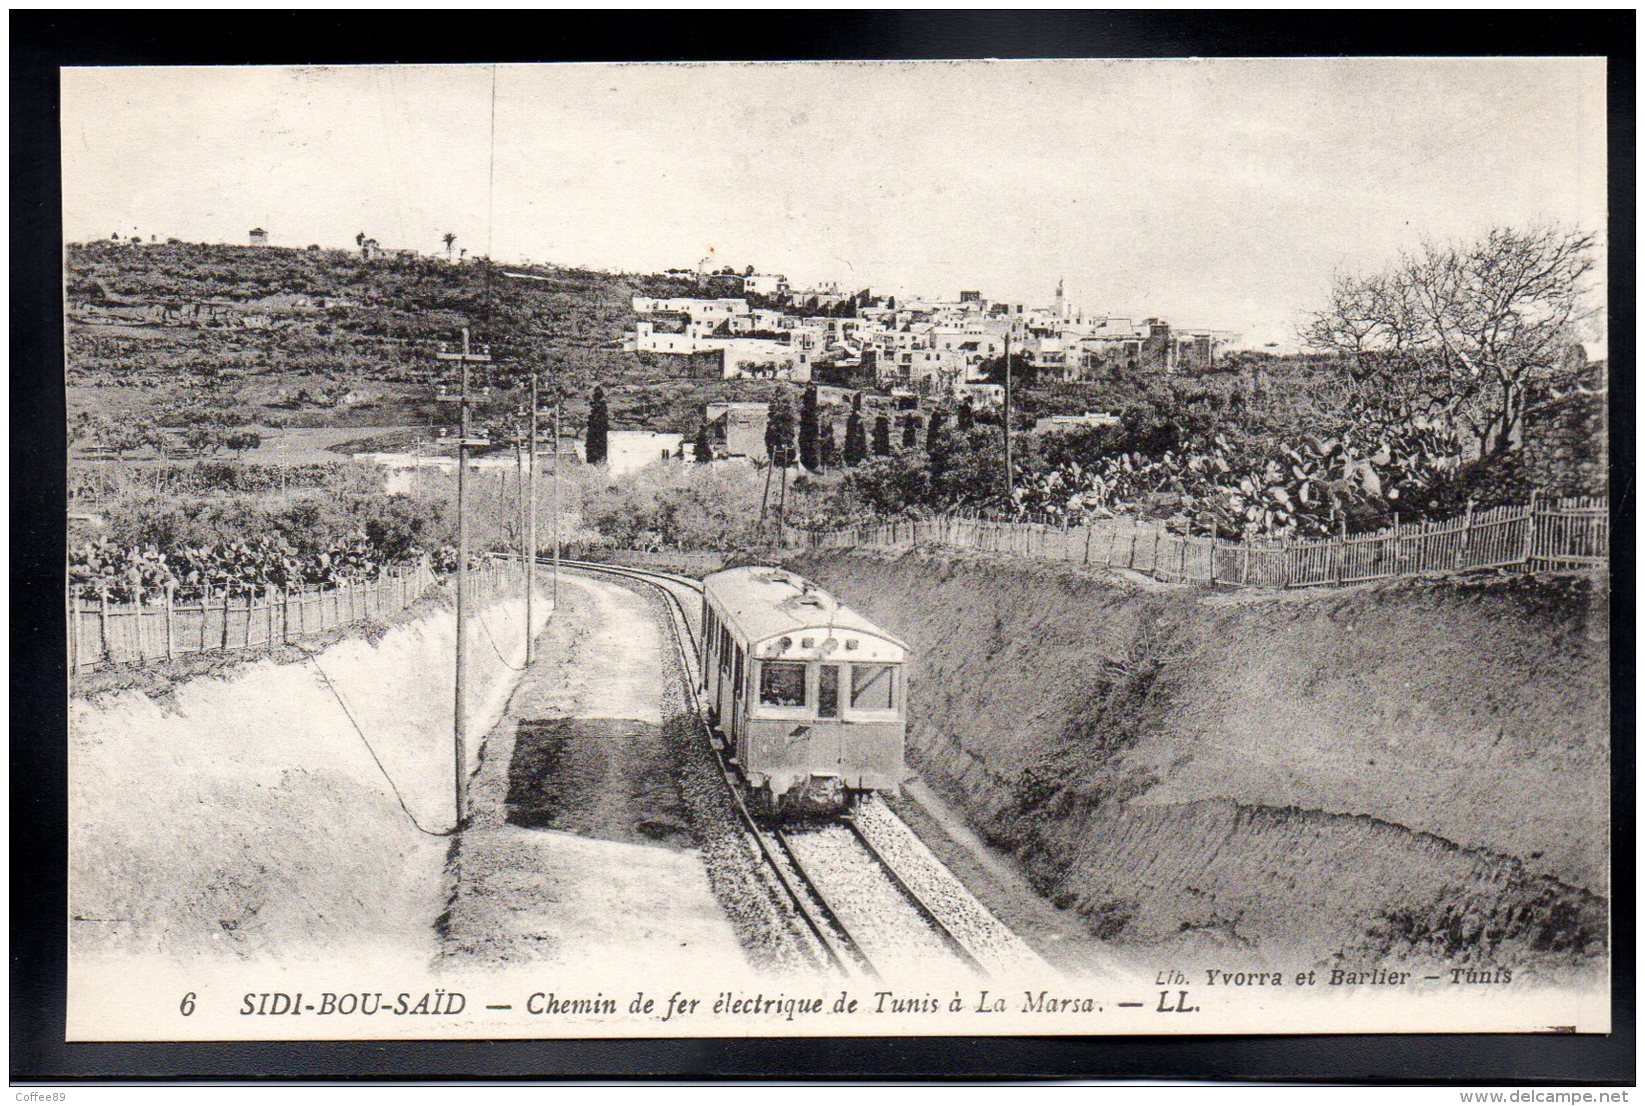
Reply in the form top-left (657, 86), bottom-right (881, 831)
top-left (11, 10), bottom-right (1635, 1084)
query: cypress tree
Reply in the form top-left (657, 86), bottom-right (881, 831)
top-left (820, 423), bottom-right (840, 470)
top-left (765, 389), bottom-right (796, 466)
top-left (799, 383), bottom-right (820, 470)
top-left (585, 385), bottom-right (609, 464)
top-left (926, 407), bottom-right (948, 451)
top-left (693, 421), bottom-right (712, 463)
top-left (901, 414), bottom-right (920, 450)
top-left (872, 414), bottom-right (891, 456)
top-left (957, 398), bottom-right (974, 431)
top-left (844, 395), bottom-right (868, 465)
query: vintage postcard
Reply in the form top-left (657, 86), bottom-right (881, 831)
top-left (61, 56), bottom-right (1611, 1043)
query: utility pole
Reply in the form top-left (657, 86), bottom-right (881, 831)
top-left (1003, 321), bottom-right (1015, 505)
top-left (525, 371), bottom-right (538, 664)
top-left (514, 420), bottom-right (526, 609)
top-left (435, 327), bottom-right (491, 828)
top-left (552, 401), bottom-right (562, 608)
top-left (778, 442), bottom-right (790, 537)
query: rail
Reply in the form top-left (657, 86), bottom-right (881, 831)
top-left (784, 492), bottom-right (1608, 590)
top-left (560, 557), bottom-right (1030, 978)
top-left (556, 558), bottom-right (868, 977)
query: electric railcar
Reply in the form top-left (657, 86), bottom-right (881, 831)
top-left (700, 566), bottom-right (907, 815)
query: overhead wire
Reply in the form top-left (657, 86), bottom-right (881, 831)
top-left (303, 650), bottom-right (456, 837)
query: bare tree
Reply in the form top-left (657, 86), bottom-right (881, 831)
top-left (1304, 224), bottom-right (1598, 456)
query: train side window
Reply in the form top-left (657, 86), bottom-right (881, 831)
top-left (817, 664), bottom-right (841, 719)
top-left (849, 664), bottom-right (895, 711)
top-left (733, 647), bottom-right (745, 699)
top-left (758, 662), bottom-right (807, 708)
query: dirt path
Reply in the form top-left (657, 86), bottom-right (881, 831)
top-left (439, 573), bottom-right (745, 973)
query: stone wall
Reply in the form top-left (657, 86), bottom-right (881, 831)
top-left (1524, 389), bottom-right (1608, 497)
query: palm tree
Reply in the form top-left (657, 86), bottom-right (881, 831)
top-left (442, 232), bottom-right (457, 260)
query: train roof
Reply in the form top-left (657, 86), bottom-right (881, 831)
top-left (703, 566), bottom-right (907, 651)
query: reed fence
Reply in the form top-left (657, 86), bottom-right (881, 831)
top-left (784, 492), bottom-right (1608, 591)
top-left (68, 555), bottom-right (524, 673)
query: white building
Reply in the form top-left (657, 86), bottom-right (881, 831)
top-left (631, 296), bottom-right (750, 323)
top-left (606, 430), bottom-right (685, 475)
top-left (721, 339), bottom-right (812, 382)
top-left (742, 272), bottom-right (788, 297)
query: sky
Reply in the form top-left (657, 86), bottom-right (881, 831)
top-left (61, 58), bottom-right (1607, 349)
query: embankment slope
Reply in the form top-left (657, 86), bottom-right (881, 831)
top-left (69, 593), bottom-right (545, 965)
top-left (788, 549), bottom-right (1609, 975)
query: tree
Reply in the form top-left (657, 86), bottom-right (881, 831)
top-left (765, 389), bottom-right (796, 466)
top-left (442, 232), bottom-right (457, 260)
top-left (585, 386), bottom-right (610, 464)
top-left (926, 407), bottom-right (948, 451)
top-left (355, 231), bottom-right (366, 248)
top-left (798, 384), bottom-right (821, 470)
top-left (901, 414), bottom-right (920, 450)
top-left (820, 424), bottom-right (841, 470)
top-left (224, 430), bottom-right (264, 455)
top-left (957, 399), bottom-right (975, 431)
top-left (693, 422), bottom-right (713, 463)
top-left (844, 395), bottom-right (868, 465)
top-left (872, 414), bottom-right (892, 456)
top-left (980, 350), bottom-right (1037, 388)
top-left (70, 411), bottom-right (109, 453)
top-left (1304, 223), bottom-right (1598, 457)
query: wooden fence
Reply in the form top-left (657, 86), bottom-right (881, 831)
top-left (68, 555), bottom-right (523, 673)
top-left (785, 493), bottom-right (1608, 590)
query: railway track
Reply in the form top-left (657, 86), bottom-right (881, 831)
top-left (556, 557), bottom-right (1047, 981)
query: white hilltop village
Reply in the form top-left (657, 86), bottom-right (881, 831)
top-left (625, 266), bottom-right (1236, 463)
top-left (627, 268), bottom-right (1235, 394)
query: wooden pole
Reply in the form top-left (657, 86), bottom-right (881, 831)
top-left (1003, 325), bottom-right (1014, 503)
top-left (1456, 499), bottom-right (1474, 571)
top-left (434, 326), bottom-right (491, 829)
top-left (525, 373), bottom-right (538, 663)
top-left (1524, 488), bottom-right (1540, 570)
top-left (553, 403), bottom-right (561, 609)
top-left (165, 585), bottom-right (176, 659)
top-left (100, 590), bottom-right (111, 664)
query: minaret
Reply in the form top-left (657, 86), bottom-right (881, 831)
top-left (1054, 276), bottom-right (1066, 320)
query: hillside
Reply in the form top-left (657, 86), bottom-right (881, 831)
top-left (787, 548), bottom-right (1610, 978)
top-left (64, 240), bottom-right (784, 439)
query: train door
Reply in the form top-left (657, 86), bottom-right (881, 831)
top-left (816, 662), bottom-right (846, 774)
top-left (732, 644), bottom-right (748, 761)
top-left (717, 625), bottom-right (734, 739)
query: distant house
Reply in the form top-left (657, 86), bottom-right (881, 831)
top-left (742, 272), bottom-right (788, 297)
top-left (1034, 411), bottom-right (1121, 435)
top-left (248, 228), bottom-right (269, 247)
top-left (704, 401), bottom-right (770, 460)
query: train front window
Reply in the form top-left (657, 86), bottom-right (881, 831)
top-left (817, 665), bottom-right (840, 719)
top-left (850, 664), bottom-right (895, 711)
top-left (759, 662), bottom-right (808, 708)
